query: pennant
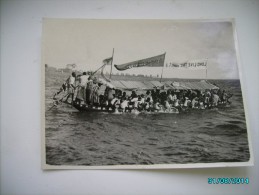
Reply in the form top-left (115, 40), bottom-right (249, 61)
top-left (114, 53), bottom-right (165, 71)
top-left (103, 57), bottom-right (113, 65)
top-left (101, 64), bottom-right (111, 82)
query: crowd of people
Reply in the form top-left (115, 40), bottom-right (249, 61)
top-left (53, 72), bottom-right (233, 113)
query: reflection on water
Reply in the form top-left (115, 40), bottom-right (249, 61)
top-left (45, 80), bottom-right (250, 166)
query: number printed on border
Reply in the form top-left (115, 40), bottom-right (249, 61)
top-left (208, 178), bottom-right (249, 184)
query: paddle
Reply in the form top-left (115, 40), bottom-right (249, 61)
top-left (47, 93), bottom-right (70, 111)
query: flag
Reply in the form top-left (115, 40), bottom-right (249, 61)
top-left (168, 59), bottom-right (207, 70)
top-left (103, 57), bottom-right (113, 65)
top-left (101, 56), bottom-right (113, 82)
top-left (101, 65), bottom-right (111, 82)
top-left (114, 53), bottom-right (166, 71)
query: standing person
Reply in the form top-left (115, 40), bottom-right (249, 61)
top-left (212, 91), bottom-right (220, 107)
top-left (53, 72), bottom-right (75, 99)
top-left (167, 90), bottom-right (173, 104)
top-left (130, 92), bottom-right (139, 110)
top-left (104, 86), bottom-right (114, 110)
top-left (85, 76), bottom-right (94, 105)
top-left (172, 92), bottom-right (178, 105)
top-left (75, 72), bottom-right (89, 105)
top-left (91, 78), bottom-right (102, 106)
top-left (64, 72), bottom-right (76, 104)
top-left (204, 90), bottom-right (211, 108)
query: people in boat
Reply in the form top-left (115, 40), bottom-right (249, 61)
top-left (91, 78), bottom-right (102, 106)
top-left (130, 93), bottom-right (139, 110)
top-left (191, 97), bottom-right (199, 109)
top-left (53, 82), bottom-right (67, 99)
top-left (167, 90), bottom-right (173, 104)
top-left (64, 72), bottom-right (76, 104)
top-left (85, 76), bottom-right (94, 105)
top-left (110, 95), bottom-right (119, 109)
top-left (174, 98), bottom-right (180, 108)
top-left (145, 90), bottom-right (153, 104)
top-left (140, 94), bottom-right (145, 104)
top-left (53, 72), bottom-right (76, 100)
top-left (183, 97), bottom-right (191, 108)
top-left (120, 97), bottom-right (129, 112)
top-left (212, 91), bottom-right (220, 107)
top-left (68, 78), bottom-right (233, 113)
top-left (103, 86), bottom-right (114, 110)
top-left (106, 86), bottom-right (114, 103)
top-left (143, 97), bottom-right (151, 112)
top-left (164, 100), bottom-right (171, 112)
top-left (75, 72), bottom-right (89, 105)
top-left (154, 100), bottom-right (162, 111)
top-left (204, 90), bottom-right (211, 108)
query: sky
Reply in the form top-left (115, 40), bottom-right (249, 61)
top-left (43, 19), bottom-right (241, 79)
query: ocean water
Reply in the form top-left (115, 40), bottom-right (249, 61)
top-left (45, 73), bottom-right (250, 166)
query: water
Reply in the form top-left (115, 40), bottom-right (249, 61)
top-left (45, 74), bottom-right (250, 166)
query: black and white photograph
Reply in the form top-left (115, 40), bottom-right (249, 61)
top-left (42, 19), bottom-right (252, 169)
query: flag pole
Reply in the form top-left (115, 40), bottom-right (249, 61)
top-left (109, 48), bottom-right (114, 79)
top-left (205, 58), bottom-right (208, 80)
top-left (160, 52), bottom-right (166, 82)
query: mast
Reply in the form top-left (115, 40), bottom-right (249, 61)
top-left (205, 58), bottom-right (208, 80)
top-left (160, 52), bottom-right (166, 82)
top-left (109, 48), bottom-right (114, 79)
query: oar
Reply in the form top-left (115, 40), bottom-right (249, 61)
top-left (47, 93), bottom-right (70, 111)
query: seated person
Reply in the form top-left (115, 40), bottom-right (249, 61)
top-left (183, 97), bottom-right (191, 108)
top-left (120, 97), bottom-right (129, 112)
top-left (110, 95), bottom-right (119, 110)
top-left (192, 97), bottom-right (199, 108)
top-left (154, 100), bottom-right (162, 112)
top-left (174, 99), bottom-right (180, 108)
top-left (164, 100), bottom-right (171, 112)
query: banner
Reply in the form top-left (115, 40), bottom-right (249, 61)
top-left (114, 53), bottom-right (166, 71)
top-left (167, 59), bottom-right (207, 70)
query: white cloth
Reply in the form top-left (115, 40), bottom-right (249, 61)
top-left (139, 98), bottom-right (145, 104)
top-left (131, 97), bottom-right (138, 102)
top-left (111, 98), bottom-right (118, 105)
top-left (167, 94), bottom-right (173, 101)
top-left (68, 76), bottom-right (75, 85)
top-left (120, 100), bottom-right (128, 109)
top-left (79, 75), bottom-right (89, 86)
top-left (165, 101), bottom-right (170, 109)
top-left (134, 101), bottom-right (139, 108)
top-left (174, 100), bottom-right (179, 107)
top-left (184, 99), bottom-right (191, 107)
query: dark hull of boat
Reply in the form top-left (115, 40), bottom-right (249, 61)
top-left (72, 102), bottom-right (230, 113)
top-left (73, 104), bottom-right (114, 112)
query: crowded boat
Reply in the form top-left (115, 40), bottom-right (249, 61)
top-left (52, 71), bottom-right (233, 114)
